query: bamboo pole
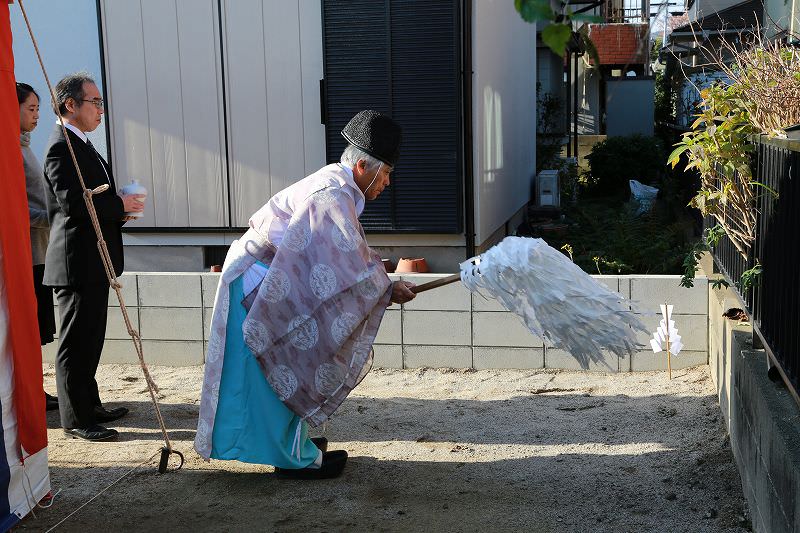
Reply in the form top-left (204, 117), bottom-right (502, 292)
top-left (665, 302), bottom-right (672, 380)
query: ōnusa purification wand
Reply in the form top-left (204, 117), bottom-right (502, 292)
top-left (410, 236), bottom-right (647, 368)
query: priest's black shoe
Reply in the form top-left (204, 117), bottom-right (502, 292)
top-left (64, 425), bottom-right (118, 442)
top-left (94, 405), bottom-right (129, 423)
top-left (311, 437), bottom-right (328, 452)
top-left (45, 393), bottom-right (59, 412)
top-left (275, 450), bottom-right (348, 480)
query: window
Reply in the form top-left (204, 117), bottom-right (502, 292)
top-left (322, 0), bottom-right (463, 233)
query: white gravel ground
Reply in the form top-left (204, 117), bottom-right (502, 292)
top-left (21, 363), bottom-right (750, 532)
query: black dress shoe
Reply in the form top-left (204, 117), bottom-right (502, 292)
top-left (45, 393), bottom-right (59, 412)
top-left (275, 450), bottom-right (348, 480)
top-left (311, 437), bottom-right (328, 452)
top-left (64, 425), bottom-right (118, 442)
top-left (94, 405), bottom-right (129, 423)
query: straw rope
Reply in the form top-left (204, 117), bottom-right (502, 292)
top-left (16, 0), bottom-right (173, 453)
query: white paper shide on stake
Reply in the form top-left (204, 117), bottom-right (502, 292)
top-left (650, 304), bottom-right (683, 355)
top-left (650, 304), bottom-right (682, 378)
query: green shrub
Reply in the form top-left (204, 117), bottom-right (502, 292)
top-left (584, 135), bottom-right (666, 196)
top-left (544, 197), bottom-right (696, 275)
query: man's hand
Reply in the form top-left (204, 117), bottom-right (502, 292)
top-left (390, 280), bottom-right (416, 304)
top-left (121, 194), bottom-right (145, 213)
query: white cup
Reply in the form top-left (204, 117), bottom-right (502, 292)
top-left (119, 179), bottom-right (148, 218)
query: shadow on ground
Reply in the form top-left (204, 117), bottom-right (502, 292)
top-left (29, 382), bottom-right (748, 533)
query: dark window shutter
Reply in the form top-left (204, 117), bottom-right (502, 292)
top-left (322, 0), bottom-right (462, 233)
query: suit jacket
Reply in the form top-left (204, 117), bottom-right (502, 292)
top-left (42, 125), bottom-right (125, 287)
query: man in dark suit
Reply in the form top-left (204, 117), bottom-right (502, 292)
top-left (43, 72), bottom-right (143, 442)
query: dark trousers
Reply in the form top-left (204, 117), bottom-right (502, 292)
top-left (54, 283), bottom-right (109, 429)
top-left (32, 264), bottom-right (56, 345)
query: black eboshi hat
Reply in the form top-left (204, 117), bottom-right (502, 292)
top-left (341, 110), bottom-right (402, 167)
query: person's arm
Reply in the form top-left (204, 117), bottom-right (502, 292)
top-left (44, 140), bottom-right (127, 223)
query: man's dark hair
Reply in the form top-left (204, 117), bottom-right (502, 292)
top-left (16, 82), bottom-right (39, 104)
top-left (53, 72), bottom-right (95, 114)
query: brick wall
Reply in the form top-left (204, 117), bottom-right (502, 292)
top-left (588, 23), bottom-right (649, 65)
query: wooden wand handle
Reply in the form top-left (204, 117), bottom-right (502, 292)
top-left (409, 273), bottom-right (462, 294)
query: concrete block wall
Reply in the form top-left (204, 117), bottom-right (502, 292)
top-left (44, 272), bottom-right (708, 371)
top-left (707, 275), bottom-right (800, 533)
top-left (45, 273), bottom-right (211, 366)
top-left (628, 275), bottom-right (709, 372)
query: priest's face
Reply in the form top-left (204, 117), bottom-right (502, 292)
top-left (355, 159), bottom-right (393, 200)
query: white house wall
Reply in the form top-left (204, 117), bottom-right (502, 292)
top-left (472, 0), bottom-right (537, 246)
top-left (101, 0), bottom-right (325, 229)
top-left (101, 0), bottom-right (228, 228)
top-left (221, 0), bottom-right (325, 227)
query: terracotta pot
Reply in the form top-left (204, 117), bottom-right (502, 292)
top-left (210, 265), bottom-right (222, 273)
top-left (381, 258), bottom-right (396, 273)
top-left (395, 257), bottom-right (429, 273)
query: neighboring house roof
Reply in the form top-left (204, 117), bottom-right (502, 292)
top-left (671, 0), bottom-right (762, 35)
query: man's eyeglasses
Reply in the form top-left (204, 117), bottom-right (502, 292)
top-left (80, 99), bottom-right (105, 109)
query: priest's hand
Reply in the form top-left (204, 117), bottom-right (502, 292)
top-left (390, 280), bottom-right (416, 304)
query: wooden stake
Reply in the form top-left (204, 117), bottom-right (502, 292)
top-left (666, 333), bottom-right (672, 380)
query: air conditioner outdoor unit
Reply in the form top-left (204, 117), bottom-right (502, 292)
top-left (536, 170), bottom-right (560, 207)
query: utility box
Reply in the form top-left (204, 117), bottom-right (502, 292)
top-left (536, 170), bottom-right (560, 207)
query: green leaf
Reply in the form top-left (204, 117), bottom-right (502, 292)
top-left (514, 0), bottom-right (554, 22)
top-left (705, 225), bottom-right (726, 247)
top-left (667, 144), bottom-right (689, 167)
top-left (738, 262), bottom-right (762, 292)
top-left (711, 278), bottom-right (730, 290)
top-left (541, 23), bottom-right (572, 56)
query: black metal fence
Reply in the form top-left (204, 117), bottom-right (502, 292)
top-left (706, 137), bottom-right (800, 396)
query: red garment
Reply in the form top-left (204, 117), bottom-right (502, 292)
top-left (0, 3), bottom-right (47, 455)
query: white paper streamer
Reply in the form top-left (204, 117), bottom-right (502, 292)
top-left (459, 236), bottom-right (647, 368)
top-left (650, 304), bottom-right (683, 355)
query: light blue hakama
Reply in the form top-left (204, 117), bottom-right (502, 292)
top-left (210, 273), bottom-right (320, 468)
